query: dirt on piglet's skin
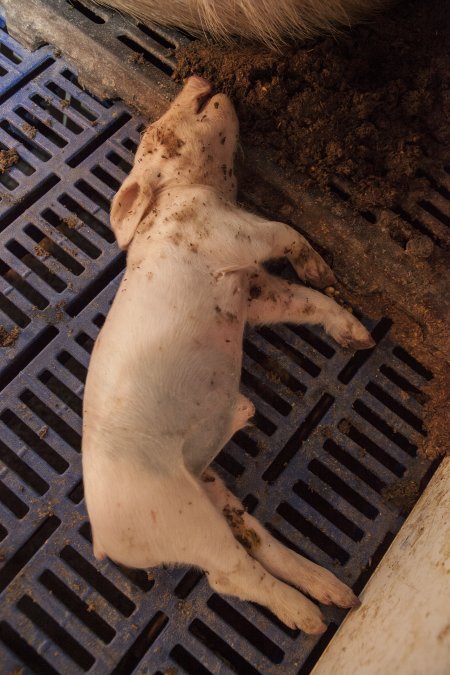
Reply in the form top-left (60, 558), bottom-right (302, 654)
top-left (175, 0), bottom-right (449, 217)
top-left (223, 505), bottom-right (261, 552)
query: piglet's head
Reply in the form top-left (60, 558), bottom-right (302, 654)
top-left (110, 76), bottom-right (239, 249)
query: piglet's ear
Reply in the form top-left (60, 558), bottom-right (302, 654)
top-left (110, 172), bottom-right (153, 250)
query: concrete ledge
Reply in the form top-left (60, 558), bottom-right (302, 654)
top-left (312, 457), bottom-right (450, 675)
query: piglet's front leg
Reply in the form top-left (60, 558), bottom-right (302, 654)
top-left (247, 269), bottom-right (375, 350)
top-left (238, 211), bottom-right (336, 288)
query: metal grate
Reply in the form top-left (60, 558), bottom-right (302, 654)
top-left (0, 17), bottom-right (438, 674)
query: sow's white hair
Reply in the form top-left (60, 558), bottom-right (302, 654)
top-left (96, 0), bottom-right (393, 47)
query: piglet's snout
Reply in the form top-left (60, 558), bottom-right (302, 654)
top-left (171, 77), bottom-right (236, 122)
top-left (173, 75), bottom-right (212, 112)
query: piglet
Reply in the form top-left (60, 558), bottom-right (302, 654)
top-left (82, 77), bottom-right (374, 633)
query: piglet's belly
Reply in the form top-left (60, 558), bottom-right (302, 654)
top-left (87, 256), bottom-right (249, 403)
top-left (83, 323), bottom-right (244, 475)
top-left (85, 336), bottom-right (241, 440)
top-left (83, 253), bottom-right (249, 472)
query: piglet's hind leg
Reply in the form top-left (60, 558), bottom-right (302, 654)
top-left (202, 469), bottom-right (360, 609)
top-left (163, 470), bottom-right (327, 634)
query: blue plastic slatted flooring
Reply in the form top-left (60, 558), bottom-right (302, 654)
top-left (0, 17), bottom-right (436, 675)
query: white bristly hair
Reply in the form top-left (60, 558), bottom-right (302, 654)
top-left (95, 0), bottom-right (394, 48)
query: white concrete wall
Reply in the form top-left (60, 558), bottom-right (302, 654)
top-left (313, 457), bottom-right (450, 675)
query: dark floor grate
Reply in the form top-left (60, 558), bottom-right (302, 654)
top-left (0, 16), bottom-right (439, 675)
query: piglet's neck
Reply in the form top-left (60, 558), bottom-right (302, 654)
top-left (154, 183), bottom-right (235, 204)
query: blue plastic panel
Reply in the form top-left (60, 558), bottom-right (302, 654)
top-left (0, 20), bottom-right (436, 675)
